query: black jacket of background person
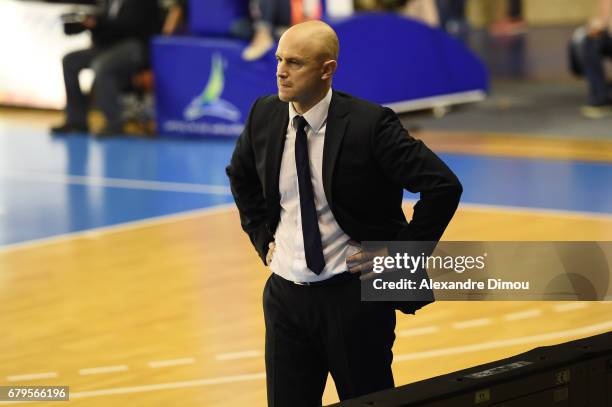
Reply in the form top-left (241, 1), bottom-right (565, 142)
top-left (226, 90), bottom-right (462, 314)
top-left (91, 0), bottom-right (161, 48)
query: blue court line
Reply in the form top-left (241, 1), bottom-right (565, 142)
top-left (433, 153), bottom-right (612, 215)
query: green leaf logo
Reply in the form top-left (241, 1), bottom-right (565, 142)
top-left (184, 53), bottom-right (241, 122)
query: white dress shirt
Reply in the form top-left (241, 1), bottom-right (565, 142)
top-left (270, 88), bottom-right (360, 283)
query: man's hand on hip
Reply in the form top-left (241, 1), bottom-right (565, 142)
top-left (266, 242), bottom-right (276, 266)
top-left (346, 240), bottom-right (388, 275)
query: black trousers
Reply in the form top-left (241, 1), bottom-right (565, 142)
top-left (582, 32), bottom-right (612, 105)
top-left (263, 273), bottom-right (396, 407)
top-left (61, 39), bottom-right (146, 127)
top-left (256, 0), bottom-right (291, 27)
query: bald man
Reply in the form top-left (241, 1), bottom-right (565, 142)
top-left (227, 21), bottom-right (462, 406)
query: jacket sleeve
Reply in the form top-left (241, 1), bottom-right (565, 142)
top-left (371, 107), bottom-right (462, 242)
top-left (226, 98), bottom-right (274, 265)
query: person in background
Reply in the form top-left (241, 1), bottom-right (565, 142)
top-left (51, 0), bottom-right (161, 137)
top-left (358, 0), bottom-right (439, 28)
top-left (401, 0), bottom-right (439, 27)
top-left (580, 0), bottom-right (612, 119)
top-left (161, 0), bottom-right (188, 36)
top-left (490, 0), bottom-right (526, 36)
top-left (241, 0), bottom-right (322, 61)
top-left (435, 0), bottom-right (469, 42)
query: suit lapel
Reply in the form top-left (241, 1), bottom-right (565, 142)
top-left (265, 100), bottom-right (290, 206)
top-left (322, 90), bottom-right (349, 208)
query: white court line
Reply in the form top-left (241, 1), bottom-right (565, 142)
top-left (452, 318), bottom-right (491, 329)
top-left (504, 309), bottom-right (543, 321)
top-left (386, 90), bottom-right (486, 113)
top-left (409, 199), bottom-right (612, 221)
top-left (148, 358), bottom-right (195, 368)
top-left (554, 302), bottom-right (589, 312)
top-left (4, 322), bottom-right (611, 401)
top-left (6, 372), bottom-right (58, 382)
top-left (70, 373), bottom-right (266, 399)
top-left (79, 365), bottom-right (129, 375)
top-left (2, 199), bottom-right (610, 254)
top-left (0, 170), bottom-right (232, 196)
top-left (0, 203), bottom-right (235, 253)
top-left (397, 326), bottom-right (440, 337)
top-left (215, 351), bottom-right (261, 361)
top-left (395, 320), bottom-right (612, 362)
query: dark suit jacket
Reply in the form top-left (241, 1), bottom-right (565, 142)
top-left (91, 0), bottom-right (161, 48)
top-left (226, 90), bottom-right (462, 314)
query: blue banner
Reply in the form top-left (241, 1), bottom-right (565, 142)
top-left (188, 0), bottom-right (248, 36)
top-left (153, 13), bottom-right (488, 138)
top-left (153, 36), bottom-right (276, 137)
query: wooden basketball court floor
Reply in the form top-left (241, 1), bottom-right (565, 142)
top-left (0, 110), bottom-right (611, 406)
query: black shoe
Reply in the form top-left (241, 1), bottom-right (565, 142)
top-left (50, 123), bottom-right (89, 135)
top-left (581, 103), bottom-right (612, 119)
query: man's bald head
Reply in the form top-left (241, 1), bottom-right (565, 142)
top-left (275, 20), bottom-right (339, 113)
top-left (281, 20), bottom-right (339, 62)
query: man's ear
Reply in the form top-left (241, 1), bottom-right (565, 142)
top-left (321, 60), bottom-right (337, 80)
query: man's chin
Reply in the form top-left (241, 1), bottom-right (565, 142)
top-left (277, 90), bottom-right (293, 102)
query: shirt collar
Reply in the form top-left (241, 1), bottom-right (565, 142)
top-left (288, 87), bottom-right (332, 135)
